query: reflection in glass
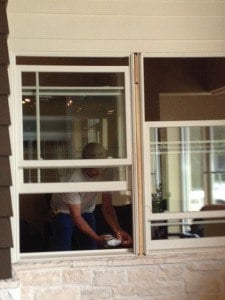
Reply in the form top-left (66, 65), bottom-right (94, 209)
top-left (144, 57), bottom-right (225, 122)
top-left (150, 126), bottom-right (225, 213)
top-left (151, 218), bottom-right (225, 240)
top-left (22, 71), bottom-right (127, 160)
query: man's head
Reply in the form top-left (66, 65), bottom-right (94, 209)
top-left (82, 142), bottom-right (106, 177)
top-left (82, 142), bottom-right (106, 159)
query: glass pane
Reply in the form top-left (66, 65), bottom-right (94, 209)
top-left (150, 218), bottom-right (225, 240)
top-left (22, 71), bottom-right (127, 160)
top-left (211, 126), bottom-right (225, 204)
top-left (23, 166), bottom-right (128, 183)
top-left (144, 58), bottom-right (225, 121)
top-left (151, 219), bottom-right (191, 240)
top-left (150, 126), bottom-right (225, 213)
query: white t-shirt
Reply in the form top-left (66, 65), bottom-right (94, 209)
top-left (51, 169), bottom-right (104, 214)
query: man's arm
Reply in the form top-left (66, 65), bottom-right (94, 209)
top-left (101, 193), bottom-right (133, 247)
top-left (68, 203), bottom-right (105, 245)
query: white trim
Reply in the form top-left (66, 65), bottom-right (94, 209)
top-left (16, 65), bottom-right (129, 73)
top-left (19, 247), bottom-right (133, 261)
top-left (149, 210), bottom-right (225, 220)
top-left (141, 53), bottom-right (225, 58)
top-left (13, 51), bottom-right (131, 58)
top-left (19, 181), bottom-right (129, 194)
top-left (147, 236), bottom-right (225, 252)
top-left (145, 120), bottom-right (225, 128)
top-left (19, 159), bottom-right (132, 168)
top-left (9, 52), bottom-right (20, 262)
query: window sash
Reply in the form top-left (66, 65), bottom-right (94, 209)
top-left (143, 120), bottom-right (225, 253)
top-left (16, 65), bottom-right (133, 165)
top-left (16, 64), bottom-right (133, 190)
top-left (18, 181), bottom-right (130, 194)
top-left (19, 158), bottom-right (132, 168)
top-left (12, 61), bottom-right (135, 260)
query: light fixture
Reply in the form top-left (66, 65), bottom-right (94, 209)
top-left (22, 98), bottom-right (31, 104)
top-left (107, 109), bottom-right (115, 115)
top-left (66, 98), bottom-right (73, 107)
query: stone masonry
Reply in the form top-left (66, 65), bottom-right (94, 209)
top-left (0, 249), bottom-right (225, 300)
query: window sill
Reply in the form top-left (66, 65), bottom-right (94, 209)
top-left (11, 246), bottom-right (225, 273)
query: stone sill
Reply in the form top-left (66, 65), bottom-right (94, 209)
top-left (12, 246), bottom-right (225, 271)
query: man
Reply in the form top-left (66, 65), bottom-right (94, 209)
top-left (51, 142), bottom-right (132, 251)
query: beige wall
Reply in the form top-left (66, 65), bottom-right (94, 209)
top-left (4, 1), bottom-right (225, 299)
top-left (160, 94), bottom-right (225, 121)
top-left (7, 0), bottom-right (225, 55)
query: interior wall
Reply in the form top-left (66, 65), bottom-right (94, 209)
top-left (144, 58), bottom-right (225, 121)
top-left (159, 93), bottom-right (225, 121)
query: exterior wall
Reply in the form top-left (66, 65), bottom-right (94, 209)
top-left (2, 0), bottom-right (225, 299)
top-left (7, 0), bottom-right (225, 55)
top-left (0, 0), bottom-right (13, 281)
top-left (1, 251), bottom-right (225, 300)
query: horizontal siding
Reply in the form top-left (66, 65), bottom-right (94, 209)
top-left (0, 66), bottom-right (9, 94)
top-left (0, 96), bottom-right (10, 125)
top-left (0, 218), bottom-right (12, 247)
top-left (0, 157), bottom-right (11, 186)
top-left (8, 14), bottom-right (225, 40)
top-left (0, 0), bottom-right (12, 281)
top-left (0, 2), bottom-right (8, 33)
top-left (7, 0), bottom-right (225, 16)
top-left (8, 38), bottom-right (225, 56)
top-left (0, 188), bottom-right (12, 217)
top-left (0, 35), bottom-right (9, 64)
top-left (0, 249), bottom-right (11, 280)
top-left (0, 127), bottom-right (11, 155)
top-left (7, 0), bottom-right (225, 55)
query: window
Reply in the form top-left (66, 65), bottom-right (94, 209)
top-left (13, 55), bottom-right (225, 259)
top-left (14, 57), bottom-right (134, 257)
top-left (142, 57), bottom-right (225, 253)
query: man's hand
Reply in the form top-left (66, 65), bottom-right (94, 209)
top-left (96, 234), bottom-right (107, 247)
top-left (115, 230), bottom-right (133, 247)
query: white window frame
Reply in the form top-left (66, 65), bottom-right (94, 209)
top-left (10, 60), bottom-right (137, 261)
top-left (143, 121), bottom-right (225, 254)
top-left (141, 55), bottom-right (225, 254)
top-left (16, 65), bottom-right (132, 193)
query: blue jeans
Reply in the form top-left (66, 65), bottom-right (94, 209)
top-left (52, 212), bottom-right (97, 251)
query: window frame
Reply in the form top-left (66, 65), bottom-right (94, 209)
top-left (16, 65), bottom-right (133, 194)
top-left (141, 55), bottom-right (225, 254)
top-left (143, 120), bottom-right (225, 254)
top-left (11, 59), bottom-right (137, 261)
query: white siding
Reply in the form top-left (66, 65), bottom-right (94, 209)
top-left (7, 0), bottom-right (225, 16)
top-left (7, 0), bottom-right (225, 55)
